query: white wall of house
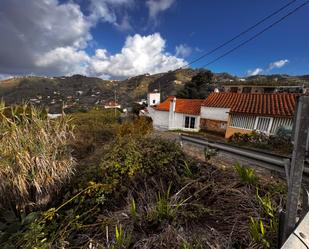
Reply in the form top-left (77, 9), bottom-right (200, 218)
top-left (169, 112), bottom-right (200, 131)
top-left (148, 107), bottom-right (169, 130)
top-left (147, 92), bottom-right (161, 106)
top-left (147, 103), bottom-right (200, 132)
top-left (200, 107), bottom-right (230, 121)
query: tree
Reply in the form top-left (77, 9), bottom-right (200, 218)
top-left (177, 70), bottom-right (213, 99)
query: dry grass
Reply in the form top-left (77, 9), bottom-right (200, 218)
top-left (0, 102), bottom-right (75, 213)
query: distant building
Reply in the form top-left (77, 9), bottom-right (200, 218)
top-left (147, 90), bottom-right (161, 106)
top-left (104, 100), bottom-right (121, 109)
top-left (221, 84), bottom-right (306, 94)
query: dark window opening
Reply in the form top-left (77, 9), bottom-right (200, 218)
top-left (243, 87), bottom-right (252, 93)
top-left (185, 116), bottom-right (190, 128)
top-left (230, 87), bottom-right (238, 93)
top-left (185, 116), bottom-right (195, 129)
top-left (190, 117), bottom-right (195, 128)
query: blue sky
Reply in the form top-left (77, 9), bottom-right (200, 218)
top-left (0, 0), bottom-right (308, 79)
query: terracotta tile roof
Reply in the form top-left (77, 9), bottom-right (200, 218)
top-left (155, 96), bottom-right (204, 115)
top-left (202, 92), bottom-right (303, 117)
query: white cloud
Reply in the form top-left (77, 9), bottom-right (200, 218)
top-left (87, 33), bottom-right (186, 79)
top-left (175, 44), bottom-right (192, 58)
top-left (88, 0), bottom-right (134, 25)
top-left (0, 0), bottom-right (186, 79)
top-left (247, 68), bottom-right (264, 76)
top-left (146, 0), bottom-right (175, 19)
top-left (115, 15), bottom-right (133, 32)
top-left (0, 0), bottom-right (91, 75)
top-left (36, 47), bottom-right (90, 75)
top-left (268, 59), bottom-right (289, 70)
top-left (247, 59), bottom-right (290, 76)
top-left (0, 74), bottom-right (14, 81)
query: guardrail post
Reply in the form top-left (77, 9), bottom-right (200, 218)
top-left (282, 96), bottom-right (309, 242)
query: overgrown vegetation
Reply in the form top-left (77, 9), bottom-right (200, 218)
top-left (0, 106), bottom-right (287, 248)
top-left (228, 130), bottom-right (293, 155)
top-left (0, 103), bottom-right (74, 214)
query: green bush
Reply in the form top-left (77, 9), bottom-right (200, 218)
top-left (229, 131), bottom-right (292, 154)
top-left (69, 109), bottom-right (119, 157)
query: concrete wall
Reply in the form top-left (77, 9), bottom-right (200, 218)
top-left (148, 107), bottom-right (169, 130)
top-left (200, 107), bottom-right (230, 121)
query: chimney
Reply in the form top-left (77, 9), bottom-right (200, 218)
top-left (168, 97), bottom-right (176, 129)
top-left (170, 97), bottom-right (176, 112)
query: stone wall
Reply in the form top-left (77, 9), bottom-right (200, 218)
top-left (200, 118), bottom-right (227, 134)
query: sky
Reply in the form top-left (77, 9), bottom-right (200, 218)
top-left (0, 0), bottom-right (308, 80)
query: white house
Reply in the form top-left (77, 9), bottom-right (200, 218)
top-left (147, 90), bottom-right (161, 106)
top-left (148, 96), bottom-right (203, 132)
top-left (104, 100), bottom-right (121, 109)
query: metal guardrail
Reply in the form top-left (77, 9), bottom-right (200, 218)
top-left (180, 134), bottom-right (309, 182)
top-left (180, 133), bottom-right (309, 248)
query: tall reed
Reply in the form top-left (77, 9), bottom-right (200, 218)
top-left (0, 102), bottom-right (75, 213)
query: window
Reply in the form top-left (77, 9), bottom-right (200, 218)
top-left (242, 87), bottom-right (252, 93)
top-left (152, 99), bottom-right (156, 104)
top-left (255, 117), bottom-right (273, 133)
top-left (185, 117), bottom-right (190, 128)
top-left (184, 116), bottom-right (195, 129)
top-left (230, 87), bottom-right (238, 93)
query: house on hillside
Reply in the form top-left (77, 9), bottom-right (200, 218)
top-left (221, 84), bottom-right (306, 94)
top-left (148, 96), bottom-right (203, 131)
top-left (147, 90), bottom-right (161, 106)
top-left (104, 100), bottom-right (121, 109)
top-left (201, 92), bottom-right (302, 138)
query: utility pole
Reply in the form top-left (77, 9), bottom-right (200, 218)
top-left (282, 96), bottom-right (309, 242)
top-left (114, 89), bottom-right (117, 118)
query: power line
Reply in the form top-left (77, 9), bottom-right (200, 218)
top-left (182, 0), bottom-right (299, 68)
top-left (202, 0), bottom-right (309, 67)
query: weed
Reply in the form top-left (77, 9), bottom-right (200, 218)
top-left (204, 147), bottom-right (217, 161)
top-left (183, 160), bottom-right (193, 178)
top-left (256, 190), bottom-right (277, 233)
top-left (111, 224), bottom-right (131, 249)
top-left (234, 163), bottom-right (258, 186)
top-left (129, 198), bottom-right (138, 222)
top-left (249, 217), bottom-right (270, 248)
top-left (154, 184), bottom-right (176, 220)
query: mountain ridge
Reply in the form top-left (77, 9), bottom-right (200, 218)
top-left (1, 69), bottom-right (308, 113)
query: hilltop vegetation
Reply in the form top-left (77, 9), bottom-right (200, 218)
top-left (0, 105), bottom-right (287, 248)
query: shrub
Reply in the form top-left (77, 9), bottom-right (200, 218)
top-left (69, 109), bottom-right (119, 157)
top-left (0, 103), bottom-right (75, 213)
top-left (229, 131), bottom-right (293, 154)
top-left (117, 116), bottom-right (153, 138)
